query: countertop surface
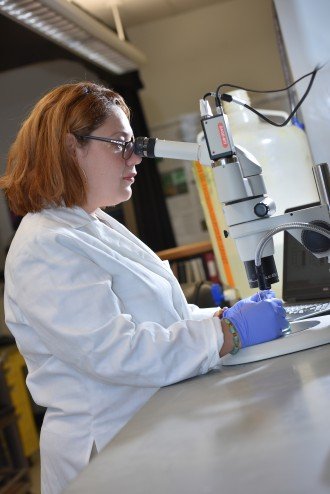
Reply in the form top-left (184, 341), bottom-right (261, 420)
top-left (64, 318), bottom-right (330, 494)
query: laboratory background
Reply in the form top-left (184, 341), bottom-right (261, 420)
top-left (0, 0), bottom-right (330, 493)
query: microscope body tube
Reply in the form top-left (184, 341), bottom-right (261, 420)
top-left (134, 137), bottom-right (213, 166)
top-left (153, 140), bottom-right (199, 161)
top-left (134, 137), bottom-right (198, 161)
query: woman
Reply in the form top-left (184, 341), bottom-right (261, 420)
top-left (0, 82), bottom-right (287, 493)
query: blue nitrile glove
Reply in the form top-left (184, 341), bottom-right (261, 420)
top-left (233, 290), bottom-right (276, 310)
top-left (249, 290), bottom-right (276, 302)
top-left (222, 297), bottom-right (288, 348)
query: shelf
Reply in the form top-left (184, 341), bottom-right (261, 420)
top-left (156, 240), bottom-right (220, 287)
top-left (157, 241), bottom-right (212, 261)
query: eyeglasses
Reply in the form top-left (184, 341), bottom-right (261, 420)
top-left (75, 135), bottom-right (135, 160)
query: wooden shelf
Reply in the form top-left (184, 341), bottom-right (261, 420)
top-left (157, 241), bottom-right (212, 261)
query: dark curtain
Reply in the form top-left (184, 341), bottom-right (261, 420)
top-left (0, 13), bottom-right (176, 251)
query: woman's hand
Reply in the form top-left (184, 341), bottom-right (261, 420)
top-left (213, 307), bottom-right (228, 318)
top-left (222, 297), bottom-right (288, 350)
top-left (215, 290), bottom-right (287, 356)
top-left (213, 290), bottom-right (275, 318)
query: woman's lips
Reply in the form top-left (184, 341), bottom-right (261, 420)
top-left (123, 174), bottom-right (136, 183)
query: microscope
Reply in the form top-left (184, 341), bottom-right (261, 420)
top-left (134, 93), bottom-right (330, 292)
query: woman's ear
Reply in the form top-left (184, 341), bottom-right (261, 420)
top-left (66, 133), bottom-right (77, 155)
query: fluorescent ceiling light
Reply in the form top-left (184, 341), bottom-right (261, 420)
top-left (0, 0), bottom-right (147, 74)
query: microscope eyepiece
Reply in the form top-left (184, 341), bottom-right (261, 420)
top-left (134, 137), bottom-right (157, 158)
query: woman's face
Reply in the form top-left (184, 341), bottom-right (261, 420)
top-left (75, 106), bottom-right (142, 213)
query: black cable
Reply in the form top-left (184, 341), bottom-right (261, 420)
top-left (203, 91), bottom-right (222, 110)
top-left (224, 67), bottom-right (317, 127)
top-left (202, 92), bottom-right (214, 100)
top-left (216, 65), bottom-right (322, 127)
top-left (216, 65), bottom-right (322, 95)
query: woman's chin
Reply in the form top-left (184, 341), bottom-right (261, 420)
top-left (102, 190), bottom-right (132, 208)
top-left (122, 188), bottom-right (133, 201)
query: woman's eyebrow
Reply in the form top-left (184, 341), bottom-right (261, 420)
top-left (111, 131), bottom-right (132, 139)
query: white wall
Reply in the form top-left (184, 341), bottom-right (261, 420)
top-left (274, 0), bottom-right (330, 164)
top-left (128, 0), bottom-right (285, 128)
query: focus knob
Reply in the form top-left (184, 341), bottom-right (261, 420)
top-left (254, 198), bottom-right (276, 218)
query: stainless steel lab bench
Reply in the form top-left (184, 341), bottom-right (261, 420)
top-left (64, 318), bottom-right (330, 494)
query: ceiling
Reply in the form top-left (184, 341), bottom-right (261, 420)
top-left (0, 0), bottom-right (230, 75)
top-left (72, 0), bottom-right (228, 29)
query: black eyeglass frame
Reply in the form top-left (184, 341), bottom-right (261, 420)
top-left (75, 135), bottom-right (135, 160)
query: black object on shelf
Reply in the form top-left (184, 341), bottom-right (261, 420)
top-left (0, 336), bottom-right (15, 348)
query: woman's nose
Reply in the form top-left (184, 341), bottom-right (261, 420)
top-left (126, 151), bottom-right (142, 166)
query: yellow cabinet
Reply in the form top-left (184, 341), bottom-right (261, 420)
top-left (1, 346), bottom-right (39, 458)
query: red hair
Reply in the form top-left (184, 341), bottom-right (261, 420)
top-left (0, 82), bottom-right (130, 215)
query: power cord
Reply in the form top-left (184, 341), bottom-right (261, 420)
top-left (203, 64), bottom-right (324, 127)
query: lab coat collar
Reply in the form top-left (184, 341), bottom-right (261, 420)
top-left (42, 206), bottom-right (160, 262)
top-left (94, 208), bottom-right (161, 261)
top-left (41, 205), bottom-right (134, 234)
top-left (42, 206), bottom-right (97, 228)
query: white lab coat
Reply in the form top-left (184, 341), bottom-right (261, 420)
top-left (4, 206), bottom-right (222, 494)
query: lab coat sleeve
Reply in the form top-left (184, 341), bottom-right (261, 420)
top-left (6, 232), bottom-right (222, 388)
top-left (188, 304), bottom-right (220, 320)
